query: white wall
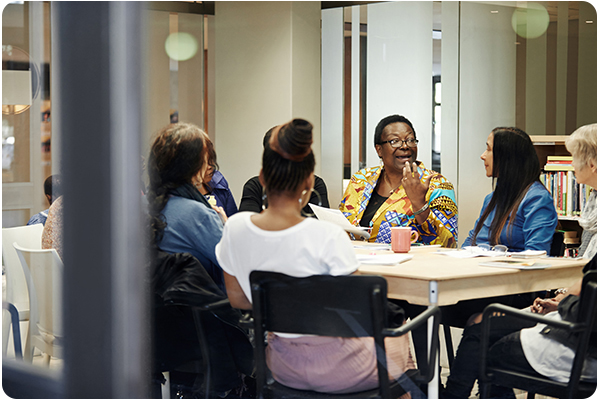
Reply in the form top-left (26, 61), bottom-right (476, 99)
top-left (214, 1), bottom-right (321, 204)
top-left (366, 1), bottom-right (433, 169)
top-left (456, 2), bottom-right (517, 245)
top-left (321, 7), bottom-right (344, 206)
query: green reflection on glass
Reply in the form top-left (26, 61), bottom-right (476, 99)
top-left (511, 3), bottom-right (550, 39)
top-left (165, 32), bottom-right (198, 61)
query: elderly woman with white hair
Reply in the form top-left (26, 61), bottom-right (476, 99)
top-left (565, 123), bottom-right (597, 259)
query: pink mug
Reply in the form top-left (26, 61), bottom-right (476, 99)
top-left (391, 227), bottom-right (419, 253)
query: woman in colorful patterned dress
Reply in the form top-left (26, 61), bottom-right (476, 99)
top-left (339, 114), bottom-right (458, 247)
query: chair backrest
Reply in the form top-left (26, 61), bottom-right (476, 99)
top-left (13, 243), bottom-right (64, 339)
top-left (567, 270), bottom-right (597, 396)
top-left (249, 271), bottom-right (392, 397)
top-left (249, 271), bottom-right (388, 338)
top-left (549, 231), bottom-right (565, 257)
top-left (2, 225), bottom-right (44, 308)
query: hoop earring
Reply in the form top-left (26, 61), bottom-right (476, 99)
top-left (300, 188), bottom-right (321, 218)
top-left (261, 187), bottom-right (268, 210)
top-left (311, 188), bottom-right (322, 207)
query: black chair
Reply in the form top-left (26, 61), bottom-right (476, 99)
top-left (245, 271), bottom-right (441, 399)
top-left (152, 251), bottom-right (254, 399)
top-left (479, 271), bottom-right (597, 399)
top-left (155, 299), bottom-right (233, 398)
top-left (550, 230), bottom-right (566, 257)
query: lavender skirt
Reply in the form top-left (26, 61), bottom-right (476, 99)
top-left (266, 332), bottom-right (415, 394)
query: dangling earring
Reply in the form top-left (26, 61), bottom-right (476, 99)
top-left (298, 189), bottom-right (308, 207)
top-left (261, 187), bottom-right (268, 210)
top-left (379, 157), bottom-right (384, 167)
top-left (301, 188), bottom-right (322, 218)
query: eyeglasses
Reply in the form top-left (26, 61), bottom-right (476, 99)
top-left (477, 244), bottom-right (508, 255)
top-left (380, 138), bottom-right (419, 148)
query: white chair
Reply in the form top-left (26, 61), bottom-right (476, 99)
top-left (2, 224), bottom-right (44, 357)
top-left (13, 243), bottom-right (63, 365)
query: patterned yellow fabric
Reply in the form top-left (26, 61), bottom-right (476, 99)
top-left (339, 164), bottom-right (458, 247)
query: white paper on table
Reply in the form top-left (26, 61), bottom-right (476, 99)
top-left (353, 244), bottom-right (391, 250)
top-left (478, 260), bottom-right (550, 270)
top-left (508, 250), bottom-right (547, 259)
top-left (308, 204), bottom-right (370, 239)
top-left (435, 247), bottom-right (506, 258)
top-left (356, 254), bottom-right (414, 265)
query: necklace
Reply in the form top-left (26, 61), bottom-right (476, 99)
top-left (383, 170), bottom-right (402, 196)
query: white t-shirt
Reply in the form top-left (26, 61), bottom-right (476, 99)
top-left (215, 212), bottom-right (360, 303)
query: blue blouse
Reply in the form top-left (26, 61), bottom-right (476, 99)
top-left (158, 195), bottom-right (225, 291)
top-left (462, 181), bottom-right (558, 253)
top-left (207, 171), bottom-right (238, 217)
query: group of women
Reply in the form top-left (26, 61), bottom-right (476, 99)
top-left (147, 114), bottom-right (597, 397)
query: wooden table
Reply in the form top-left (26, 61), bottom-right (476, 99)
top-left (356, 244), bottom-right (587, 306)
top-left (354, 244), bottom-right (589, 398)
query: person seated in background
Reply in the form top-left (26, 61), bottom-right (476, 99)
top-left (463, 127), bottom-right (557, 253)
top-left (196, 133), bottom-right (238, 217)
top-left (41, 193), bottom-right (63, 260)
top-left (146, 122), bottom-right (228, 292)
top-left (339, 114), bottom-right (458, 246)
top-left (28, 175), bottom-right (61, 226)
top-left (216, 119), bottom-right (415, 395)
top-left (565, 123), bottom-right (597, 259)
top-left (442, 254), bottom-right (597, 399)
top-left (239, 127), bottom-right (330, 216)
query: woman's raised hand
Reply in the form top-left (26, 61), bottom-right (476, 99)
top-left (402, 161), bottom-right (433, 210)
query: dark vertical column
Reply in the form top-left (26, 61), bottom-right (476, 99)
top-left (55, 2), bottom-right (149, 398)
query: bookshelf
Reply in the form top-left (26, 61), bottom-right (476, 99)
top-left (530, 135), bottom-right (571, 172)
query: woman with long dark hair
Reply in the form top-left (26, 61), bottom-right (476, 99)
top-left (147, 122), bottom-right (228, 290)
top-left (464, 127), bottom-right (557, 252)
top-left (216, 119), bottom-right (415, 394)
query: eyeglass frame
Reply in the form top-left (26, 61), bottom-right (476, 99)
top-left (379, 138), bottom-right (419, 148)
top-left (477, 244), bottom-right (508, 254)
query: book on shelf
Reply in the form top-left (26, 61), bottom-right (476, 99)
top-left (540, 169), bottom-right (592, 217)
top-left (547, 155), bottom-right (573, 161)
top-left (544, 164), bottom-right (574, 171)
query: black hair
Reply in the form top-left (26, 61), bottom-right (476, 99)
top-left (263, 128), bottom-right (274, 149)
top-left (147, 123), bottom-right (206, 243)
top-left (471, 127), bottom-right (541, 246)
top-left (374, 115), bottom-right (416, 147)
top-left (262, 119), bottom-right (315, 194)
top-left (44, 175), bottom-right (62, 203)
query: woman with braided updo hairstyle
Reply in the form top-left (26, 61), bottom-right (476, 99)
top-left (216, 119), bottom-right (415, 394)
top-left (147, 122), bottom-right (227, 291)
